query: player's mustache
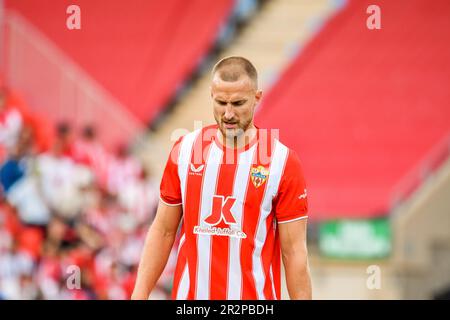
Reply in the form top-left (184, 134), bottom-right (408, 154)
top-left (222, 119), bottom-right (238, 124)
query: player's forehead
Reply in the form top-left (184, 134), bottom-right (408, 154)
top-left (211, 76), bottom-right (255, 100)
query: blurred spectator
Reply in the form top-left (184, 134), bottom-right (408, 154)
top-left (118, 168), bottom-right (159, 226)
top-left (0, 87), bottom-right (24, 154)
top-left (0, 86), bottom-right (53, 160)
top-left (2, 125), bottom-right (50, 226)
top-left (106, 143), bottom-right (142, 195)
top-left (72, 124), bottom-right (110, 187)
top-left (0, 238), bottom-right (34, 299)
top-left (0, 88), bottom-right (163, 300)
top-left (35, 122), bottom-right (93, 221)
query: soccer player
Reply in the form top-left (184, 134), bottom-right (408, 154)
top-left (132, 56), bottom-right (311, 300)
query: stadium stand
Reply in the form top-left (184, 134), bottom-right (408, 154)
top-left (255, 0), bottom-right (450, 220)
top-left (392, 157), bottom-right (450, 299)
top-left (3, 0), bottom-right (234, 147)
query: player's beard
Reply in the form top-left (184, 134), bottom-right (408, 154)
top-left (216, 116), bottom-right (253, 142)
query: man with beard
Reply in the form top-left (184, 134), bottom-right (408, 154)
top-left (132, 56), bottom-right (311, 300)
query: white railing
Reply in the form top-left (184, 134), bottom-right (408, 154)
top-left (2, 10), bottom-right (144, 149)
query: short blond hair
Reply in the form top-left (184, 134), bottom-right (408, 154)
top-left (212, 56), bottom-right (258, 88)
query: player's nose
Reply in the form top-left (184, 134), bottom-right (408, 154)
top-left (224, 105), bottom-right (235, 120)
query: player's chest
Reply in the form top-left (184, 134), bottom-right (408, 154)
top-left (183, 161), bottom-right (277, 220)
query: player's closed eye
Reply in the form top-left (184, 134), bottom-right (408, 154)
top-left (232, 100), bottom-right (246, 106)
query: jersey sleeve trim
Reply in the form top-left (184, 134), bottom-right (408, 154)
top-left (277, 215), bottom-right (308, 224)
top-left (159, 195), bottom-right (182, 206)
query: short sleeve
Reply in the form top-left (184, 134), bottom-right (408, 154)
top-left (159, 137), bottom-right (183, 206)
top-left (274, 149), bottom-right (308, 223)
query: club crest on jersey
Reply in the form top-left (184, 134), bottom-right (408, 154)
top-left (250, 166), bottom-right (269, 188)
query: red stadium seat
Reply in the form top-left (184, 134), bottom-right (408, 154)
top-left (5, 0), bottom-right (233, 124)
top-left (255, 0), bottom-right (450, 221)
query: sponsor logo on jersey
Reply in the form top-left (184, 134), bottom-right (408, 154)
top-left (189, 163), bottom-right (204, 176)
top-left (194, 195), bottom-right (247, 239)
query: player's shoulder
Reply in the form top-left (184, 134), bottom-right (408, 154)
top-left (276, 141), bottom-right (305, 178)
top-left (265, 135), bottom-right (302, 169)
top-left (257, 130), bottom-right (295, 159)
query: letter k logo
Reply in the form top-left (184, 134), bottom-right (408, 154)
top-left (205, 195), bottom-right (236, 226)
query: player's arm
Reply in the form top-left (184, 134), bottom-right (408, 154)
top-left (278, 218), bottom-right (312, 300)
top-left (275, 148), bottom-right (311, 299)
top-left (131, 200), bottom-right (182, 300)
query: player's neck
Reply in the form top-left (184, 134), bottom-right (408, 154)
top-left (217, 125), bottom-right (257, 150)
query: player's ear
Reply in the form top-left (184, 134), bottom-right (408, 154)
top-left (255, 90), bottom-right (262, 102)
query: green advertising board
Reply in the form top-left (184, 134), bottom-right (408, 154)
top-left (318, 218), bottom-right (391, 259)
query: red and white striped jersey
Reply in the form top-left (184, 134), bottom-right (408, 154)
top-left (160, 125), bottom-right (308, 300)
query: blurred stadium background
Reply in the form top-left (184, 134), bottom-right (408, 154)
top-left (0, 0), bottom-right (449, 300)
